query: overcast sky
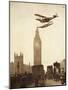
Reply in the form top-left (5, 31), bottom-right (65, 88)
top-left (10, 2), bottom-right (65, 71)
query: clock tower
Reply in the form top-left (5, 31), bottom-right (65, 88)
top-left (32, 28), bottom-right (45, 86)
top-left (34, 28), bottom-right (41, 65)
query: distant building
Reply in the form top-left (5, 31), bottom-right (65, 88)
top-left (14, 52), bottom-right (23, 75)
top-left (53, 61), bottom-right (60, 80)
top-left (23, 64), bottom-right (32, 73)
top-left (53, 61), bottom-right (60, 74)
top-left (60, 59), bottom-right (66, 74)
top-left (32, 65), bottom-right (45, 79)
top-left (46, 65), bottom-right (53, 79)
top-left (10, 52), bottom-right (32, 76)
top-left (9, 62), bottom-right (15, 76)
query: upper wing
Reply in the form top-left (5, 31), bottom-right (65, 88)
top-left (34, 14), bottom-right (47, 18)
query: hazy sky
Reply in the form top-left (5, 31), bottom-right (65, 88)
top-left (10, 2), bottom-right (65, 71)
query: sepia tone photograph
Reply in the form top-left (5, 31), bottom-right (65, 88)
top-left (9, 1), bottom-right (66, 89)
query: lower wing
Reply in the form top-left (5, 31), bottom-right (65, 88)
top-left (36, 19), bottom-right (42, 22)
top-left (38, 21), bottom-right (53, 28)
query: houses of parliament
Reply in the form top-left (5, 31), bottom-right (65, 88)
top-left (10, 28), bottom-right (44, 76)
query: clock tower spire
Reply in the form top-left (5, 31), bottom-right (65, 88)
top-left (34, 27), bottom-right (41, 65)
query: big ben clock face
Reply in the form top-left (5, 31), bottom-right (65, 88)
top-left (35, 42), bottom-right (40, 48)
